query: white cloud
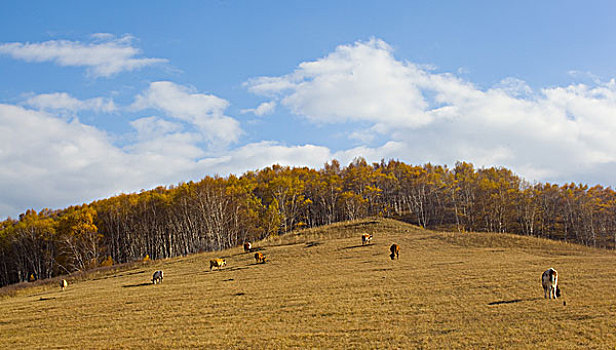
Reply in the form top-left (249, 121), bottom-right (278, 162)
top-left (127, 116), bottom-right (204, 159)
top-left (130, 116), bottom-right (183, 140)
top-left (241, 101), bottom-right (276, 116)
top-left (246, 38), bottom-right (616, 185)
top-left (25, 92), bottom-right (116, 112)
top-left (348, 129), bottom-right (376, 144)
top-left (0, 34), bottom-right (166, 77)
top-left (196, 141), bottom-right (332, 175)
top-left (247, 38), bottom-right (431, 128)
top-left (244, 76), bottom-right (297, 97)
top-left (332, 141), bottom-right (406, 165)
top-left (131, 81), bottom-right (242, 146)
top-left (493, 77), bottom-right (533, 98)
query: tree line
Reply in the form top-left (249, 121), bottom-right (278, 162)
top-left (1, 159), bottom-right (615, 287)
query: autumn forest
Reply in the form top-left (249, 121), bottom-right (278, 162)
top-left (1, 159), bottom-right (615, 287)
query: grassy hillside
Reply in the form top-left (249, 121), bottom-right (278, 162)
top-left (1, 218), bottom-right (615, 348)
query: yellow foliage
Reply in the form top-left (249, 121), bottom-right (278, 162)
top-left (100, 256), bottom-right (113, 267)
top-left (295, 221), bottom-right (307, 229)
top-left (143, 254), bottom-right (150, 262)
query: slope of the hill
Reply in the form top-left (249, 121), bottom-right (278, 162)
top-left (1, 218), bottom-right (615, 348)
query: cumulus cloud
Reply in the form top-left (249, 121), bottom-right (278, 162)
top-left (131, 81), bottom-right (242, 146)
top-left (246, 38), bottom-right (431, 128)
top-left (24, 92), bottom-right (116, 113)
top-left (0, 34), bottom-right (166, 77)
top-left (246, 38), bottom-right (616, 185)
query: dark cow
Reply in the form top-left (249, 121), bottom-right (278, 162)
top-left (152, 270), bottom-right (164, 284)
top-left (244, 242), bottom-right (252, 252)
top-left (390, 244), bottom-right (400, 260)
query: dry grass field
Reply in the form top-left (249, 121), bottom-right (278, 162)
top-left (1, 218), bottom-right (615, 349)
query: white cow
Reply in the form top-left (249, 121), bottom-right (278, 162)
top-left (541, 268), bottom-right (560, 299)
top-left (152, 270), bottom-right (164, 284)
top-left (60, 279), bottom-right (68, 291)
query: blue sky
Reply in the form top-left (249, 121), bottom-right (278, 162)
top-left (1, 1), bottom-right (616, 218)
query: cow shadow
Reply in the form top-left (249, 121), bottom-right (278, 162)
top-left (341, 244), bottom-right (372, 250)
top-left (247, 247), bottom-right (266, 252)
top-left (432, 261), bottom-right (464, 267)
top-left (209, 266), bottom-right (251, 273)
top-left (488, 297), bottom-right (541, 306)
top-left (122, 282), bottom-right (152, 288)
top-left (488, 299), bottom-right (523, 306)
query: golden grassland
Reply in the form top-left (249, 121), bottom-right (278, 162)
top-left (1, 218), bottom-right (615, 349)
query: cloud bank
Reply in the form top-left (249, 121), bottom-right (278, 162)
top-left (247, 38), bottom-right (616, 184)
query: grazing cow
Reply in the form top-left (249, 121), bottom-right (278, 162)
top-left (152, 270), bottom-right (164, 284)
top-left (390, 244), bottom-right (400, 260)
top-left (244, 242), bottom-right (252, 252)
top-left (210, 258), bottom-right (227, 271)
top-left (60, 279), bottom-right (68, 291)
top-left (361, 233), bottom-right (373, 245)
top-left (254, 252), bottom-right (267, 264)
top-left (542, 268), bottom-right (561, 299)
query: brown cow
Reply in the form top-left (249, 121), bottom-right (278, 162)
top-left (390, 244), bottom-right (400, 260)
top-left (244, 242), bottom-right (252, 252)
top-left (254, 252), bottom-right (267, 264)
top-left (210, 258), bottom-right (227, 271)
top-left (361, 233), bottom-right (373, 245)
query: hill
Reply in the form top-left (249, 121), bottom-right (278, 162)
top-left (1, 218), bottom-right (615, 348)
